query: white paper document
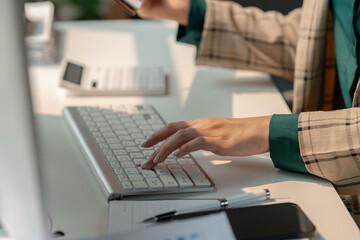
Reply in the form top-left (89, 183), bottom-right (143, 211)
top-left (108, 199), bottom-right (218, 234)
top-left (97, 212), bottom-right (235, 240)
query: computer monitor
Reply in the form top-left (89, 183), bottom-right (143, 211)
top-left (0, 1), bottom-right (48, 239)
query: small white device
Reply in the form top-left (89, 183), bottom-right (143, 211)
top-left (113, 0), bottom-right (143, 16)
top-left (59, 60), bottom-right (167, 96)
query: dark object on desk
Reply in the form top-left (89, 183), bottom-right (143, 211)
top-left (172, 203), bottom-right (316, 240)
top-left (113, 0), bottom-right (138, 16)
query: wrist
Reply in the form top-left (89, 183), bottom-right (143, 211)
top-left (261, 115), bottom-right (272, 153)
top-left (164, 0), bottom-right (190, 25)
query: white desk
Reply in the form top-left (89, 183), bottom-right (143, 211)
top-left (30, 20), bottom-right (360, 239)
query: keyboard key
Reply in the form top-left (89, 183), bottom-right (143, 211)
top-left (164, 159), bottom-right (178, 165)
top-left (135, 120), bottom-right (147, 125)
top-left (106, 138), bottom-right (120, 144)
top-left (124, 123), bottom-right (137, 128)
top-left (192, 178), bottom-right (211, 187)
top-left (96, 137), bottom-right (106, 143)
top-left (113, 149), bottom-right (127, 155)
top-left (102, 149), bottom-right (113, 155)
top-left (141, 170), bottom-right (157, 178)
top-left (154, 168), bottom-right (171, 175)
top-left (89, 126), bottom-right (99, 132)
top-left (117, 174), bottom-right (128, 181)
top-left (99, 127), bottom-right (112, 133)
top-left (121, 117), bottom-right (132, 123)
top-left (182, 164), bottom-right (200, 172)
top-left (135, 138), bottom-right (147, 144)
top-left (143, 130), bottom-right (154, 137)
top-left (124, 168), bottom-right (139, 175)
top-left (128, 128), bottom-right (141, 134)
top-left (142, 150), bottom-right (154, 156)
top-left (128, 174), bottom-right (143, 181)
top-left (139, 125), bottom-right (152, 130)
top-left (120, 161), bottom-right (135, 168)
top-left (131, 133), bottom-right (144, 139)
top-left (177, 158), bottom-right (194, 165)
top-left (99, 143), bottom-right (109, 150)
top-left (122, 141), bottom-right (136, 147)
top-left (146, 178), bottom-right (163, 189)
top-left (118, 135), bottom-right (132, 141)
top-left (113, 168), bottom-right (124, 174)
top-left (132, 181), bottom-right (148, 189)
top-left (133, 158), bottom-right (145, 165)
top-left (130, 152), bottom-right (144, 158)
top-left (108, 119), bottom-right (121, 125)
top-left (167, 164), bottom-right (183, 172)
top-left (115, 130), bottom-right (128, 135)
top-left (92, 132), bottom-right (102, 138)
top-left (106, 155), bottom-right (117, 162)
top-left (117, 155), bottom-right (132, 162)
top-left (110, 161), bottom-right (120, 168)
top-left (188, 172), bottom-right (205, 179)
top-left (126, 147), bottom-right (140, 152)
top-left (159, 175), bottom-right (179, 188)
top-left (120, 180), bottom-right (133, 190)
top-left (112, 125), bottom-right (125, 130)
top-left (103, 132), bottom-right (116, 138)
top-left (109, 143), bottom-right (123, 149)
top-left (152, 124), bottom-right (164, 130)
top-left (173, 173), bottom-right (193, 187)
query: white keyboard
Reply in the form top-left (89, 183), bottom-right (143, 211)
top-left (63, 105), bottom-right (215, 200)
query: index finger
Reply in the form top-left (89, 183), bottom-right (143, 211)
top-left (141, 121), bottom-right (191, 148)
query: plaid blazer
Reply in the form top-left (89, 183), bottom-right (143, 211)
top-left (197, 0), bottom-right (360, 194)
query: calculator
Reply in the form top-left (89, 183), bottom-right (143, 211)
top-left (59, 61), bottom-right (167, 96)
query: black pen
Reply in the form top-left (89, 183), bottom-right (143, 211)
top-left (142, 189), bottom-right (270, 223)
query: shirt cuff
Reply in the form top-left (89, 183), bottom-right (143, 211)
top-left (176, 0), bottom-right (206, 48)
top-left (269, 114), bottom-right (308, 173)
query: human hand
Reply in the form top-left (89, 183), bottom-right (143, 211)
top-left (137, 0), bottom-right (190, 25)
top-left (140, 116), bottom-right (272, 169)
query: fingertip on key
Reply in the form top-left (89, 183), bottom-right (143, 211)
top-left (140, 140), bottom-right (148, 148)
top-left (141, 160), bottom-right (150, 169)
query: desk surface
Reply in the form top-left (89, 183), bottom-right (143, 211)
top-left (31, 20), bottom-right (360, 239)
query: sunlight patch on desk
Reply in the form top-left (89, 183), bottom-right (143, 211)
top-left (232, 92), bottom-right (291, 118)
top-left (64, 29), bottom-right (139, 66)
top-left (167, 35), bottom-right (198, 108)
top-left (234, 70), bottom-right (269, 80)
top-left (210, 160), bottom-right (233, 165)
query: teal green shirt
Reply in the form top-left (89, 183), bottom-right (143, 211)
top-left (177, 0), bottom-right (359, 174)
top-left (177, 0), bottom-right (206, 48)
top-left (332, 0), bottom-right (359, 108)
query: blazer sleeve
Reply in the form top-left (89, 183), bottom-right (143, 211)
top-left (196, 0), bottom-right (302, 81)
top-left (299, 108), bottom-right (360, 194)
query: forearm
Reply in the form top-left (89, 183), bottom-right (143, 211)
top-left (138, 0), bottom-right (190, 25)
